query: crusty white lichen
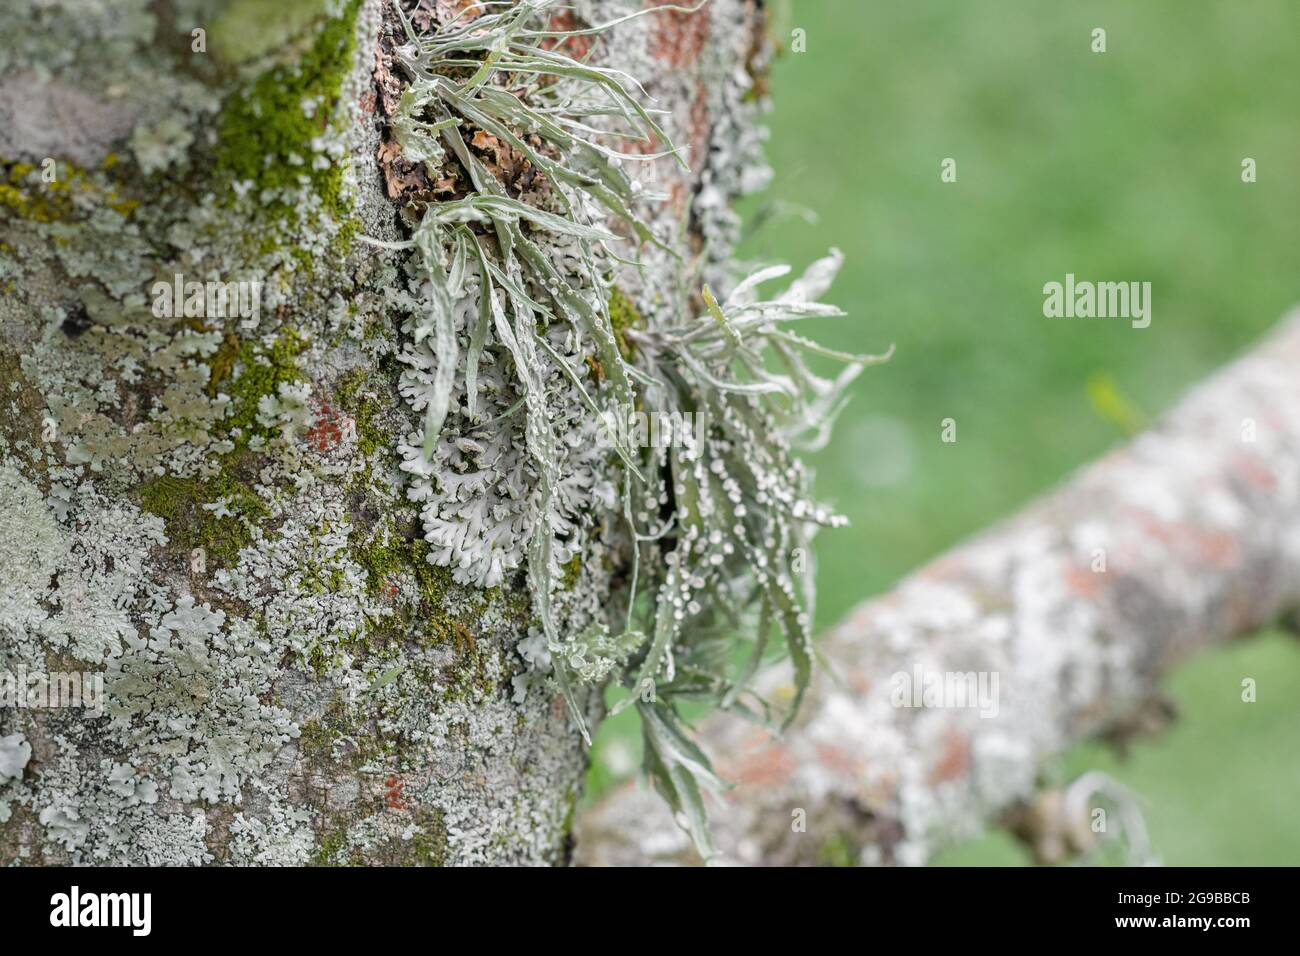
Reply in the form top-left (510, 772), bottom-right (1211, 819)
top-left (0, 734), bottom-right (30, 783)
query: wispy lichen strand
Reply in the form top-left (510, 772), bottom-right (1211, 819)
top-left (371, 0), bottom-right (887, 857)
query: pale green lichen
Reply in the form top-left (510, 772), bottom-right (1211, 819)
top-left (369, 0), bottom-right (888, 858)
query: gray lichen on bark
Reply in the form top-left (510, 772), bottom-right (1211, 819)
top-left (0, 0), bottom-right (781, 864)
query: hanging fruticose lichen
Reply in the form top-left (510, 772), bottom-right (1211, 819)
top-left (365, 0), bottom-right (890, 859)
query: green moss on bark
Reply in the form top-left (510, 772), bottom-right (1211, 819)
top-left (0, 351), bottom-right (50, 457)
top-left (0, 159), bottom-right (138, 224)
top-left (222, 329), bottom-right (308, 445)
top-left (333, 367), bottom-right (386, 457)
top-left (213, 0), bottom-right (363, 223)
top-left (136, 456), bottom-right (272, 568)
top-left (606, 285), bottom-right (642, 360)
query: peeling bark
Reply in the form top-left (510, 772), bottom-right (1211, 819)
top-left (577, 310), bottom-right (1300, 866)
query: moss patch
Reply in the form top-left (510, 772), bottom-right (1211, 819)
top-left (333, 366), bottom-right (386, 458)
top-left (347, 512), bottom-right (515, 658)
top-left (136, 454), bottom-right (272, 568)
top-left (205, 331), bottom-right (242, 398)
top-left (311, 806), bottom-right (449, 867)
top-left (607, 285), bottom-right (642, 359)
top-left (0, 350), bottom-right (51, 455)
top-left (221, 329), bottom-right (307, 445)
top-left (559, 553), bottom-right (582, 591)
top-left (0, 160), bottom-right (137, 223)
top-left (213, 0), bottom-right (362, 223)
top-left (818, 832), bottom-right (857, 867)
top-left (354, 528), bottom-right (453, 612)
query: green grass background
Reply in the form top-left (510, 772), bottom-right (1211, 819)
top-left (588, 0), bottom-right (1300, 864)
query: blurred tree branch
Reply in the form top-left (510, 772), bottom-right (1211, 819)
top-left (578, 310), bottom-right (1300, 865)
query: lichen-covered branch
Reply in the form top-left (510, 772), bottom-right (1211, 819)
top-left (577, 309), bottom-right (1300, 865)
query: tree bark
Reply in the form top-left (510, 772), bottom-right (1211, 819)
top-left (577, 309), bottom-right (1300, 866)
top-left (0, 0), bottom-right (768, 865)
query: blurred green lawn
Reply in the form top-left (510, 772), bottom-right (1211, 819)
top-left (589, 0), bottom-right (1300, 864)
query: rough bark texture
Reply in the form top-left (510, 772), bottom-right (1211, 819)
top-left (577, 310), bottom-right (1300, 866)
top-left (0, 0), bottom-right (767, 865)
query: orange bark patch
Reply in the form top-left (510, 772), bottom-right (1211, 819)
top-left (648, 0), bottom-right (709, 68)
top-left (687, 85), bottom-right (710, 170)
top-left (814, 742), bottom-right (864, 780)
top-left (470, 129), bottom-right (546, 198)
top-left (722, 735), bottom-right (797, 790)
top-left (1232, 452), bottom-right (1277, 491)
top-left (1135, 511), bottom-right (1241, 569)
top-left (306, 401), bottom-right (355, 453)
top-left (542, 8), bottom-right (595, 61)
top-left (383, 776), bottom-right (409, 811)
top-left (844, 666), bottom-right (873, 696)
top-left (928, 728), bottom-right (970, 785)
top-left (1063, 564), bottom-right (1104, 598)
top-left (1194, 529), bottom-right (1240, 569)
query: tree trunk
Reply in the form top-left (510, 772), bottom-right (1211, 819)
top-left (0, 0), bottom-right (768, 865)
